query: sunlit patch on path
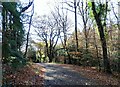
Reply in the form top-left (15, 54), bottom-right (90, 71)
top-left (37, 63), bottom-right (98, 86)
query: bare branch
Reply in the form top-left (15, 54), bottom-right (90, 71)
top-left (64, 1), bottom-right (74, 8)
top-left (21, 0), bottom-right (34, 13)
top-left (111, 3), bottom-right (118, 20)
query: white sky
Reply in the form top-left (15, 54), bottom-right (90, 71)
top-left (20, 0), bottom-right (76, 42)
top-left (20, 0), bottom-right (119, 43)
top-left (34, 0), bottom-right (55, 15)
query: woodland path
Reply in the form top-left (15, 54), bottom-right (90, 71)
top-left (37, 63), bottom-right (99, 86)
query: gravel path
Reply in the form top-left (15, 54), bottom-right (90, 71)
top-left (38, 63), bottom-right (99, 86)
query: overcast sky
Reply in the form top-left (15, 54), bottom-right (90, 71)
top-left (20, 0), bottom-right (76, 42)
top-left (19, 0), bottom-right (119, 43)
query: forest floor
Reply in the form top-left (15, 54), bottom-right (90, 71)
top-left (55, 63), bottom-right (119, 85)
top-left (2, 63), bottom-right (119, 86)
top-left (39, 63), bottom-right (119, 86)
top-left (2, 62), bottom-right (45, 86)
top-left (39, 63), bottom-right (99, 86)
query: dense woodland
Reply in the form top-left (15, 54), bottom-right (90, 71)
top-left (1, 0), bottom-right (120, 85)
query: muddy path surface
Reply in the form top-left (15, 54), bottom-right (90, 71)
top-left (37, 63), bottom-right (99, 86)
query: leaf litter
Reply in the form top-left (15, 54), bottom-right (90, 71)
top-left (3, 63), bottom-right (45, 86)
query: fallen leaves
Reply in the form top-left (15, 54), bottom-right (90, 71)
top-left (57, 64), bottom-right (119, 85)
top-left (3, 63), bottom-right (45, 86)
top-left (3, 63), bottom-right (119, 86)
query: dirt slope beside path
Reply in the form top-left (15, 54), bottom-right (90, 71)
top-left (3, 63), bottom-right (45, 86)
top-left (38, 63), bottom-right (99, 86)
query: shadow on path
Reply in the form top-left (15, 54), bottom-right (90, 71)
top-left (37, 63), bottom-right (99, 86)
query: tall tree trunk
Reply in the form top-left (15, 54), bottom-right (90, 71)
top-left (2, 6), bottom-right (6, 60)
top-left (93, 27), bottom-right (101, 71)
top-left (24, 5), bottom-right (34, 58)
top-left (62, 20), bottom-right (68, 63)
top-left (84, 25), bottom-right (88, 53)
top-left (74, 0), bottom-right (78, 52)
top-left (48, 39), bottom-right (53, 62)
top-left (92, 2), bottom-right (112, 73)
top-left (117, 1), bottom-right (120, 74)
top-left (60, 33), bottom-right (71, 64)
top-left (45, 41), bottom-right (49, 62)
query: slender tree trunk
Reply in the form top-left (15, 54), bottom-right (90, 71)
top-left (84, 25), bottom-right (88, 53)
top-left (24, 19), bottom-right (32, 58)
top-left (62, 21), bottom-right (67, 63)
top-left (60, 33), bottom-right (71, 64)
top-left (45, 41), bottom-right (49, 62)
top-left (39, 49), bottom-right (42, 62)
top-left (117, 25), bottom-right (120, 74)
top-left (2, 7), bottom-right (6, 60)
top-left (24, 6), bottom-right (34, 58)
top-left (74, 0), bottom-right (78, 52)
top-left (93, 28), bottom-right (101, 71)
top-left (117, 1), bottom-right (120, 74)
top-left (78, 1), bottom-right (89, 53)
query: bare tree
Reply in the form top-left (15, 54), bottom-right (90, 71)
top-left (33, 13), bottom-right (61, 62)
top-left (53, 4), bottom-right (73, 64)
top-left (77, 0), bottom-right (89, 52)
top-left (24, 0), bottom-right (34, 58)
top-left (63, 0), bottom-right (79, 51)
top-left (20, 0), bottom-right (33, 13)
top-left (74, 0), bottom-right (79, 51)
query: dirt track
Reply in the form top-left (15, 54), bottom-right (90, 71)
top-left (38, 63), bottom-right (99, 86)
